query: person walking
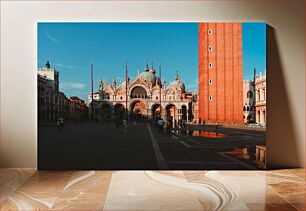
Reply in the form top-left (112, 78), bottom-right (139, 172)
top-left (157, 118), bottom-right (164, 134)
top-left (167, 121), bottom-right (171, 134)
top-left (122, 119), bottom-right (128, 129)
top-left (58, 117), bottom-right (64, 131)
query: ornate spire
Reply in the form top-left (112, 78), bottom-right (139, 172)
top-left (175, 71), bottom-right (180, 80)
top-left (99, 78), bottom-right (103, 92)
top-left (45, 61), bottom-right (50, 69)
top-left (145, 57), bottom-right (149, 72)
top-left (112, 76), bottom-right (116, 87)
top-left (150, 61), bottom-right (156, 74)
top-left (253, 67), bottom-right (257, 82)
top-left (162, 78), bottom-right (166, 89)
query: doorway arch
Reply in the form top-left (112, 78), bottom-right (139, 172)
top-left (152, 104), bottom-right (161, 119)
top-left (101, 104), bottom-right (112, 120)
top-left (130, 100), bottom-right (147, 120)
top-left (114, 103), bottom-right (125, 119)
top-left (165, 104), bottom-right (176, 125)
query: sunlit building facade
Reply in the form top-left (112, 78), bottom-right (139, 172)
top-left (88, 63), bottom-right (197, 123)
top-left (38, 61), bottom-right (88, 124)
top-left (198, 22), bottom-right (243, 124)
top-left (38, 61), bottom-right (63, 122)
top-left (255, 72), bottom-right (266, 125)
top-left (243, 80), bottom-right (255, 123)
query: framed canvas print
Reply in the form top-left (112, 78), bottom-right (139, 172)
top-left (37, 22), bottom-right (266, 170)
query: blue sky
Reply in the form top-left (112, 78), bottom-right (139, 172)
top-left (242, 22), bottom-right (266, 80)
top-left (38, 22), bottom-right (265, 102)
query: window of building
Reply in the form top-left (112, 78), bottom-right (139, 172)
top-left (120, 96), bottom-right (123, 100)
top-left (209, 79), bottom-right (212, 84)
top-left (209, 63), bottom-right (213, 68)
top-left (243, 106), bottom-right (246, 111)
top-left (263, 89), bottom-right (266, 101)
top-left (209, 96), bottom-right (212, 101)
top-left (156, 96), bottom-right (158, 100)
top-left (208, 29), bottom-right (213, 35)
top-left (247, 106), bottom-right (249, 111)
top-left (263, 110), bottom-right (266, 123)
top-left (247, 91), bottom-right (253, 98)
top-left (257, 90), bottom-right (260, 101)
top-left (131, 86), bottom-right (147, 99)
top-left (208, 46), bottom-right (213, 52)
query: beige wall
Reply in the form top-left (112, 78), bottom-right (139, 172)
top-left (1, 0), bottom-right (304, 168)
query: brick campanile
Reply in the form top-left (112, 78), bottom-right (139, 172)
top-left (198, 22), bottom-right (243, 123)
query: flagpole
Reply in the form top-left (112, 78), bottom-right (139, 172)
top-left (125, 60), bottom-right (128, 121)
top-left (90, 63), bottom-right (94, 120)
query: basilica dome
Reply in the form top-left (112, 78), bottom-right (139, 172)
top-left (170, 73), bottom-right (185, 91)
top-left (139, 64), bottom-right (157, 86)
top-left (139, 71), bottom-right (156, 83)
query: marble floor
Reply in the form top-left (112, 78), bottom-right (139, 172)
top-left (0, 169), bottom-right (304, 210)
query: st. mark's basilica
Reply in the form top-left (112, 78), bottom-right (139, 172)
top-left (88, 62), bottom-right (198, 123)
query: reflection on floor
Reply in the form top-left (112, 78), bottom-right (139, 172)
top-left (0, 169), bottom-right (304, 210)
top-left (38, 123), bottom-right (266, 170)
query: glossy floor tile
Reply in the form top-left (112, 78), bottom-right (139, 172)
top-left (0, 169), bottom-right (304, 210)
top-left (0, 169), bottom-right (36, 204)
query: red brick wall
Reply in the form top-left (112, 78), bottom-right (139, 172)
top-left (198, 22), bottom-right (243, 123)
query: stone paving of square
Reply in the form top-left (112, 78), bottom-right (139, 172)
top-left (38, 121), bottom-right (266, 170)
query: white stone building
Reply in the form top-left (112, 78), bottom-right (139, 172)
top-left (255, 72), bottom-right (266, 125)
top-left (243, 80), bottom-right (255, 123)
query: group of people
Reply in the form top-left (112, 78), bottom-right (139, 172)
top-left (155, 117), bottom-right (187, 134)
top-left (114, 114), bottom-right (149, 129)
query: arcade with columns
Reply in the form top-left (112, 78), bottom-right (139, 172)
top-left (88, 62), bottom-right (197, 124)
